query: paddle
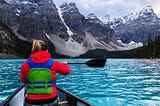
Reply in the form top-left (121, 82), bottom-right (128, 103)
top-left (68, 58), bottom-right (106, 67)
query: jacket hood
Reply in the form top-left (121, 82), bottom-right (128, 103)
top-left (30, 51), bottom-right (51, 63)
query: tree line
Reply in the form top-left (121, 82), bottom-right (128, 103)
top-left (136, 34), bottom-right (160, 58)
top-left (105, 34), bottom-right (160, 58)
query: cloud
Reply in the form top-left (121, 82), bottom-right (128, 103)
top-left (75, 0), bottom-right (127, 18)
top-left (53, 0), bottom-right (160, 18)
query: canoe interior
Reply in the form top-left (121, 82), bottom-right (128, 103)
top-left (2, 85), bottom-right (92, 106)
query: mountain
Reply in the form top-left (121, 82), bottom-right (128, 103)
top-left (0, 0), bottom-right (125, 57)
top-left (2, 0), bottom-right (158, 58)
top-left (45, 2), bottom-right (127, 56)
top-left (102, 6), bottom-right (160, 44)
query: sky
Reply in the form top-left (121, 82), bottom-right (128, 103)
top-left (53, 0), bottom-right (160, 18)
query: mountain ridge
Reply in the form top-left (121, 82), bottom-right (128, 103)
top-left (0, 0), bottom-right (159, 57)
top-left (101, 5), bottom-right (160, 44)
top-left (0, 0), bottom-right (125, 57)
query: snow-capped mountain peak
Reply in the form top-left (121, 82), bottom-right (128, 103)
top-left (1, 1), bottom-right (159, 57)
top-left (101, 14), bottom-right (115, 24)
top-left (60, 2), bottom-right (79, 14)
top-left (102, 6), bottom-right (157, 26)
top-left (105, 5), bottom-right (160, 44)
top-left (86, 13), bottom-right (97, 19)
top-left (140, 6), bottom-right (154, 15)
top-left (86, 13), bottom-right (103, 24)
top-left (122, 13), bottom-right (138, 22)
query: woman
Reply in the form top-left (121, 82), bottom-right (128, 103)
top-left (20, 40), bottom-right (71, 106)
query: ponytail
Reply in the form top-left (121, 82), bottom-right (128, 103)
top-left (31, 40), bottom-right (47, 53)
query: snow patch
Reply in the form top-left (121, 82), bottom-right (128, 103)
top-left (101, 15), bottom-right (115, 24)
top-left (15, 13), bottom-right (20, 16)
top-left (4, 0), bottom-right (12, 4)
top-left (34, 11), bottom-right (39, 14)
top-left (57, 7), bottom-right (73, 37)
top-left (86, 13), bottom-right (103, 24)
top-left (117, 40), bottom-right (143, 50)
top-left (57, 6), bottom-right (82, 52)
top-left (21, 1), bottom-right (38, 6)
top-left (16, 9), bottom-right (21, 13)
top-left (86, 13), bottom-right (97, 19)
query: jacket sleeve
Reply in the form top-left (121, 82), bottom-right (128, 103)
top-left (51, 60), bottom-right (71, 75)
top-left (20, 62), bottom-right (30, 84)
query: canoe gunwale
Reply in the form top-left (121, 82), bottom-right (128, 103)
top-left (2, 85), bottom-right (25, 106)
top-left (1, 85), bottom-right (92, 106)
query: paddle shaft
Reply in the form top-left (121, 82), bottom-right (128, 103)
top-left (68, 62), bottom-right (85, 64)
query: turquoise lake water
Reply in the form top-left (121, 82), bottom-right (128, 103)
top-left (0, 59), bottom-right (160, 106)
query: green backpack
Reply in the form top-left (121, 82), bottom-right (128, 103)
top-left (26, 58), bottom-right (55, 94)
top-left (27, 68), bottom-right (55, 94)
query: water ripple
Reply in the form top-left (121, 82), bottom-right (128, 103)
top-left (57, 59), bottom-right (160, 106)
top-left (1, 59), bottom-right (160, 106)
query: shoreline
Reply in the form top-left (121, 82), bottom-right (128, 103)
top-left (0, 53), bottom-right (160, 61)
top-left (0, 53), bottom-right (21, 59)
top-left (135, 58), bottom-right (160, 63)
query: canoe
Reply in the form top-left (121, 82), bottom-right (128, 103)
top-left (2, 85), bottom-right (92, 106)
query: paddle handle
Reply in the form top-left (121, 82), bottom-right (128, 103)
top-left (58, 101), bottom-right (68, 105)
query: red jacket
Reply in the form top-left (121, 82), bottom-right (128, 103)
top-left (20, 51), bottom-right (71, 100)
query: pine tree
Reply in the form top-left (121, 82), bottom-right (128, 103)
top-left (156, 35), bottom-right (160, 57)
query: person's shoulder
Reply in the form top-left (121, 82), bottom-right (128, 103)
top-left (52, 60), bottom-right (59, 64)
top-left (21, 61), bottom-right (30, 67)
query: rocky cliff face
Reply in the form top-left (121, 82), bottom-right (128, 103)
top-left (0, 0), bottom-right (120, 57)
top-left (0, 19), bottom-right (60, 58)
top-left (86, 13), bottom-right (115, 43)
top-left (58, 3), bottom-right (116, 46)
top-left (59, 2), bottom-right (86, 43)
top-left (0, 19), bottom-right (32, 58)
top-left (102, 6), bottom-right (160, 44)
top-left (1, 0), bottom-right (67, 39)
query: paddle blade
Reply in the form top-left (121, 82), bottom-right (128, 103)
top-left (86, 58), bottom-right (106, 67)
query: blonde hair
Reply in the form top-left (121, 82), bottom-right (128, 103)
top-left (31, 40), bottom-right (47, 53)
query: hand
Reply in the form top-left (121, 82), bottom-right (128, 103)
top-left (62, 61), bottom-right (68, 64)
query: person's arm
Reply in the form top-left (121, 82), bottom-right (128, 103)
top-left (20, 62), bottom-right (30, 84)
top-left (52, 60), bottom-right (71, 75)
